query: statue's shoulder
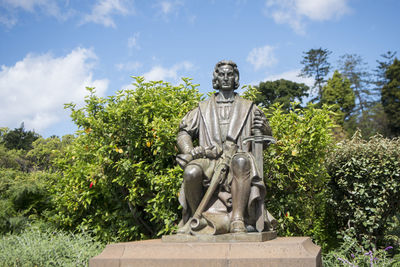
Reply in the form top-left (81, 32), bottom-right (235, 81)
top-left (197, 94), bottom-right (215, 110)
top-left (236, 95), bottom-right (253, 105)
top-left (234, 94), bottom-right (255, 110)
top-left (200, 93), bottom-right (215, 104)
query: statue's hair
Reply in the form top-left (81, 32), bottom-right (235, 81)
top-left (212, 60), bottom-right (240, 90)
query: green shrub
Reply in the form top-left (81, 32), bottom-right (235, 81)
top-left (323, 235), bottom-right (398, 267)
top-left (0, 145), bottom-right (29, 171)
top-left (52, 77), bottom-right (202, 242)
top-left (26, 135), bottom-right (74, 171)
top-left (0, 224), bottom-right (104, 267)
top-left (327, 133), bottom-right (400, 248)
top-left (261, 103), bottom-right (336, 246)
top-left (0, 169), bottom-right (56, 234)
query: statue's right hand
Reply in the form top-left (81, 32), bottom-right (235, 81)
top-left (191, 146), bottom-right (205, 159)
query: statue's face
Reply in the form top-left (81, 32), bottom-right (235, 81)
top-left (217, 64), bottom-right (235, 91)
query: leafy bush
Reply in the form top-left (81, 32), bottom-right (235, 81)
top-left (52, 77), bottom-right (202, 242)
top-left (0, 169), bottom-right (56, 234)
top-left (26, 135), bottom-right (74, 171)
top-left (0, 144), bottom-right (32, 172)
top-left (327, 133), bottom-right (400, 248)
top-left (323, 235), bottom-right (398, 267)
top-left (260, 103), bottom-right (336, 246)
top-left (0, 224), bottom-right (104, 267)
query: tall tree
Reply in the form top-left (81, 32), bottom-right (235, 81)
top-left (338, 54), bottom-right (372, 113)
top-left (382, 58), bottom-right (400, 136)
top-left (321, 70), bottom-right (355, 124)
top-left (251, 79), bottom-right (309, 111)
top-left (1, 123), bottom-right (39, 151)
top-left (375, 51), bottom-right (397, 90)
top-left (299, 48), bottom-right (332, 101)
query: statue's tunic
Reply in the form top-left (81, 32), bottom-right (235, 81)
top-left (177, 93), bottom-right (272, 232)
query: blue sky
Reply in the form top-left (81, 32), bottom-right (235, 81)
top-left (0, 0), bottom-right (399, 137)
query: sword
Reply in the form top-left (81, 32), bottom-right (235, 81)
top-left (242, 130), bottom-right (276, 231)
top-left (242, 130), bottom-right (275, 178)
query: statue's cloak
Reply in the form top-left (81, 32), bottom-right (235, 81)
top-left (178, 93), bottom-right (274, 233)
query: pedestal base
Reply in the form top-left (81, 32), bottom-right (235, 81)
top-left (162, 231), bottom-right (277, 242)
top-left (89, 237), bottom-right (322, 267)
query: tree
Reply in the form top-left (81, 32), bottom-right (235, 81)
top-left (299, 48), bottom-right (332, 101)
top-left (381, 58), bottom-right (400, 136)
top-left (375, 51), bottom-right (397, 92)
top-left (338, 54), bottom-right (372, 114)
top-left (1, 123), bottom-right (39, 151)
top-left (52, 77), bottom-right (203, 242)
top-left (321, 70), bottom-right (355, 124)
top-left (263, 103), bottom-right (336, 247)
top-left (249, 79), bottom-right (309, 111)
top-left (26, 135), bottom-right (74, 171)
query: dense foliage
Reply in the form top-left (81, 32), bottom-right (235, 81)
top-left (261, 103), bottom-right (336, 245)
top-left (321, 70), bottom-right (355, 124)
top-left (1, 123), bottom-right (39, 151)
top-left (0, 168), bottom-right (56, 234)
top-left (323, 235), bottom-right (399, 267)
top-left (52, 77), bottom-right (203, 242)
top-left (250, 79), bottom-right (309, 111)
top-left (326, 133), bottom-right (400, 248)
top-left (382, 58), bottom-right (400, 136)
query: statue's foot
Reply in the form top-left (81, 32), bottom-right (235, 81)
top-left (177, 221), bottom-right (191, 234)
top-left (230, 220), bottom-right (247, 233)
top-left (177, 227), bottom-right (188, 235)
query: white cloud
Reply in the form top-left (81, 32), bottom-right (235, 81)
top-left (160, 1), bottom-right (173, 14)
top-left (0, 14), bottom-right (17, 28)
top-left (115, 61), bottom-right (142, 72)
top-left (265, 0), bottom-right (351, 34)
top-left (247, 45), bottom-right (277, 70)
top-left (153, 0), bottom-right (183, 17)
top-left (82, 0), bottom-right (130, 28)
top-left (142, 61), bottom-right (193, 82)
top-left (127, 32), bottom-right (140, 49)
top-left (262, 69), bottom-right (314, 87)
top-left (2, 0), bottom-right (54, 12)
top-left (0, 48), bottom-right (108, 132)
top-left (0, 0), bottom-right (72, 27)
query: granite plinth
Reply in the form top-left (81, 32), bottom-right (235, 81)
top-left (89, 236), bottom-right (322, 267)
top-left (162, 231), bottom-right (277, 242)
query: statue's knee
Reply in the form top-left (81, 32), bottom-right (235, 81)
top-left (183, 165), bottom-right (203, 184)
top-left (231, 154), bottom-right (250, 179)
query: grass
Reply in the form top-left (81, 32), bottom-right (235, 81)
top-left (0, 224), bottom-right (104, 267)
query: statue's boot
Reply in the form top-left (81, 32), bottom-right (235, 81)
top-left (230, 154), bottom-right (251, 233)
top-left (230, 220), bottom-right (246, 233)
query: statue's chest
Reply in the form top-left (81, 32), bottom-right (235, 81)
top-left (216, 102), bottom-right (233, 142)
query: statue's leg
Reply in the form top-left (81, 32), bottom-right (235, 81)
top-left (230, 154), bottom-right (251, 233)
top-left (183, 164), bottom-right (204, 217)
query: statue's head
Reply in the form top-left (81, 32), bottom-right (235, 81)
top-left (212, 60), bottom-right (240, 91)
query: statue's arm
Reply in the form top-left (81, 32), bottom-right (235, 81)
top-left (176, 107), bottom-right (203, 167)
top-left (177, 131), bottom-right (194, 154)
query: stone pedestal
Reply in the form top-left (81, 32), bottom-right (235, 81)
top-left (89, 236), bottom-right (322, 267)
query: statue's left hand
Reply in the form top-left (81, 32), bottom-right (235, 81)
top-left (252, 110), bottom-right (268, 134)
top-left (191, 146), bottom-right (206, 159)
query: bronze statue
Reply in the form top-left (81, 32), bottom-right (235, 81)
top-left (176, 60), bottom-right (276, 235)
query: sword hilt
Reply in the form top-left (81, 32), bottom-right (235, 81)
top-left (242, 135), bottom-right (276, 146)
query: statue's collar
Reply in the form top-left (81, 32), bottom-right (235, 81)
top-left (214, 92), bottom-right (237, 103)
